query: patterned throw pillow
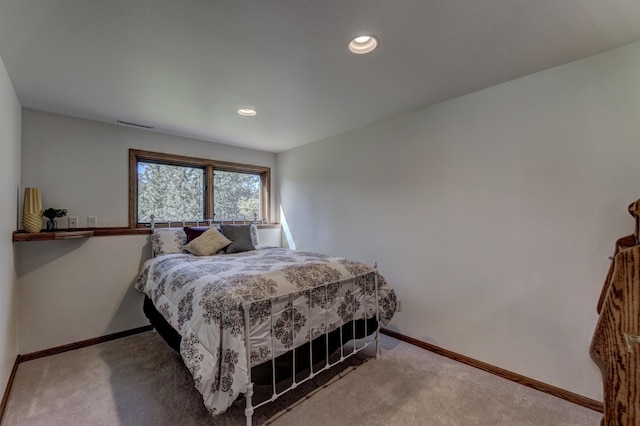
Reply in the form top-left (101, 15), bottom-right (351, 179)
top-left (151, 228), bottom-right (187, 257)
top-left (222, 224), bottom-right (256, 253)
top-left (183, 228), bottom-right (232, 256)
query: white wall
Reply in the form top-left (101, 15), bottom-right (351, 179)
top-left (0, 56), bottom-right (21, 391)
top-left (16, 236), bottom-right (150, 353)
top-left (17, 111), bottom-right (277, 353)
top-left (277, 41), bottom-right (640, 400)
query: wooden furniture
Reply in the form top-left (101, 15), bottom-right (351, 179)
top-left (590, 200), bottom-right (640, 425)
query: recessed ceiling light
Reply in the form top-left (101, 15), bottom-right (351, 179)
top-left (237, 108), bottom-right (257, 116)
top-left (349, 35), bottom-right (378, 54)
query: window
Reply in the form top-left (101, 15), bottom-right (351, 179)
top-left (213, 170), bottom-right (261, 221)
top-left (137, 161), bottom-right (205, 223)
top-left (129, 149), bottom-right (270, 227)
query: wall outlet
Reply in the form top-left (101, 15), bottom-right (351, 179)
top-left (68, 217), bottom-right (78, 228)
top-left (396, 300), bottom-right (402, 312)
top-left (87, 216), bottom-right (97, 228)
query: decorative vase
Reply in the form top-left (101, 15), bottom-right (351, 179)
top-left (46, 219), bottom-right (57, 231)
top-left (22, 187), bottom-right (43, 233)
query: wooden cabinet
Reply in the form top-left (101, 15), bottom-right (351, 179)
top-left (590, 203), bottom-right (640, 425)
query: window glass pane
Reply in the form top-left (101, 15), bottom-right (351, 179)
top-left (214, 170), bottom-right (260, 221)
top-left (137, 161), bottom-right (205, 223)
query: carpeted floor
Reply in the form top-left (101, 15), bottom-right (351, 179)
top-left (1, 331), bottom-right (601, 425)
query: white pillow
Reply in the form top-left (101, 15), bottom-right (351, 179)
top-left (151, 228), bottom-right (186, 257)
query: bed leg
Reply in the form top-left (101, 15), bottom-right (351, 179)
top-left (374, 263), bottom-right (381, 360)
top-left (244, 382), bottom-right (254, 426)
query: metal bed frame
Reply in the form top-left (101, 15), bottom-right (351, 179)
top-left (240, 269), bottom-right (381, 426)
top-left (146, 213), bottom-right (259, 228)
top-left (148, 216), bottom-right (382, 426)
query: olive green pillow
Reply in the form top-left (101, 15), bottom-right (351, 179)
top-left (183, 228), bottom-right (232, 256)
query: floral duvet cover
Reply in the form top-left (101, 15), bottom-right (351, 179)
top-left (135, 247), bottom-right (396, 415)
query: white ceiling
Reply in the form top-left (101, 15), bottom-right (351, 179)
top-left (1, 1), bottom-right (640, 153)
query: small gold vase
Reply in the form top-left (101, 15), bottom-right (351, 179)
top-left (22, 187), bottom-right (43, 233)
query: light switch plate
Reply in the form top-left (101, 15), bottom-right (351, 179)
top-left (87, 216), bottom-right (97, 228)
top-left (68, 217), bottom-right (78, 228)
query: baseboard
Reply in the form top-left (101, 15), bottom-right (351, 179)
top-left (380, 328), bottom-right (604, 413)
top-left (0, 356), bottom-right (20, 424)
top-left (19, 325), bottom-right (153, 363)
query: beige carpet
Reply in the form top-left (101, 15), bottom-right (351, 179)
top-left (1, 331), bottom-right (601, 425)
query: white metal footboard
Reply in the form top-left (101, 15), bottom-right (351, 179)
top-left (241, 265), bottom-right (381, 426)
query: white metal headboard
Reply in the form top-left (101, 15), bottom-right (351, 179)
top-left (149, 213), bottom-right (258, 230)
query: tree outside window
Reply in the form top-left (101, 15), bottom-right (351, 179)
top-left (213, 170), bottom-right (260, 221)
top-left (137, 162), bottom-right (205, 223)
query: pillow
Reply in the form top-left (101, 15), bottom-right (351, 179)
top-left (222, 224), bottom-right (256, 254)
top-left (151, 228), bottom-right (187, 257)
top-left (183, 228), bottom-right (232, 256)
top-left (184, 224), bottom-right (224, 243)
top-left (183, 226), bottom-right (211, 243)
top-left (250, 223), bottom-right (260, 247)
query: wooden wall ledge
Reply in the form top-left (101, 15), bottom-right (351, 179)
top-left (13, 228), bottom-right (141, 242)
top-left (12, 224), bottom-right (281, 242)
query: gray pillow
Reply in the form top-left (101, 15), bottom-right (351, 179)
top-left (222, 225), bottom-right (255, 253)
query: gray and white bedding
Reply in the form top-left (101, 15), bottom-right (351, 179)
top-left (135, 247), bottom-right (397, 415)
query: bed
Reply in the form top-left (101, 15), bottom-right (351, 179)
top-left (135, 222), bottom-right (397, 425)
